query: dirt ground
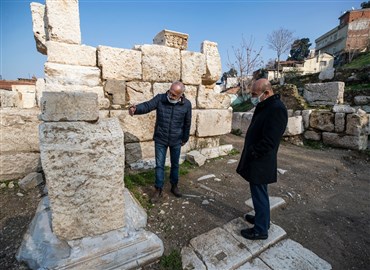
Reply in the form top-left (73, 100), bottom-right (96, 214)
top-left (1, 133), bottom-right (369, 270)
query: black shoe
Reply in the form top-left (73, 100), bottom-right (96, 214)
top-left (150, 187), bottom-right (163, 204)
top-left (243, 214), bottom-right (255, 224)
top-left (170, 184), bottom-right (182, 198)
top-left (240, 228), bottom-right (268, 240)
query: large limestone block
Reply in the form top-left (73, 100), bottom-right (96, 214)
top-left (184, 85), bottom-right (197, 109)
top-left (0, 108), bottom-right (40, 153)
top-left (98, 46), bottom-right (142, 80)
top-left (197, 85), bottom-right (231, 109)
top-left (346, 112), bottom-right (369, 135)
top-left (196, 109), bottom-right (232, 137)
top-left (309, 110), bottom-right (335, 131)
top-left (284, 116), bottom-right (303, 136)
top-left (45, 0), bottom-right (81, 44)
top-left (141, 44), bottom-right (181, 82)
top-left (232, 112), bottom-right (243, 131)
top-left (12, 85), bottom-right (37, 109)
top-left (301, 109), bottom-right (312, 129)
top-left (319, 67), bottom-right (335, 81)
top-left (153, 82), bottom-right (172, 96)
top-left (30, 2), bottom-right (47, 55)
top-left (153, 29), bottom-right (188, 50)
top-left (104, 80), bottom-right (125, 105)
top-left (196, 137), bottom-right (220, 149)
top-left (39, 119), bottom-right (125, 240)
top-left (0, 90), bottom-right (20, 108)
top-left (201, 41), bottom-right (222, 86)
top-left (125, 141), bottom-right (155, 164)
top-left (45, 62), bottom-right (101, 87)
top-left (303, 82), bottom-right (344, 106)
top-left (0, 153), bottom-right (41, 181)
top-left (181, 51), bottom-right (206, 85)
top-left (126, 81), bottom-right (152, 104)
top-left (332, 104), bottom-right (356, 113)
top-left (111, 110), bottom-right (156, 142)
top-left (35, 78), bottom-right (45, 107)
top-left (241, 112), bottom-right (254, 134)
top-left (322, 132), bottom-right (368, 150)
top-left (335, 112), bottom-right (346, 133)
top-left (354, 96), bottom-right (370, 105)
top-left (303, 130), bottom-right (321, 141)
top-left (40, 92), bottom-right (99, 122)
top-left (47, 41), bottom-right (96, 67)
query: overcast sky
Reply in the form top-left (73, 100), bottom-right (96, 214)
top-left (0, 0), bottom-right (363, 80)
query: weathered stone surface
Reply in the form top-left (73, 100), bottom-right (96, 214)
top-left (346, 113), bottom-right (369, 135)
top-left (153, 82), bottom-right (172, 96)
top-left (0, 108), bottom-right (40, 153)
top-left (0, 153), bottom-right (41, 181)
top-left (45, 0), bottom-right (81, 44)
top-left (181, 246), bottom-right (206, 270)
top-left (195, 137), bottom-right (220, 150)
top-left (197, 85), bottom-right (231, 109)
top-left (245, 196), bottom-right (286, 211)
top-left (125, 141), bottom-right (155, 164)
top-left (47, 41), bottom-right (96, 67)
top-left (201, 41), bottom-right (222, 86)
top-left (141, 44), bottom-right (181, 82)
top-left (104, 80), bottom-right (125, 105)
top-left (332, 104), bottom-right (356, 113)
top-left (304, 82), bottom-right (344, 106)
top-left (45, 62), bottom-right (101, 87)
top-left (301, 109), bottom-right (312, 129)
top-left (199, 144), bottom-right (232, 159)
top-left (273, 84), bottom-right (307, 110)
top-left (335, 112), bottom-right (346, 133)
top-left (30, 2), bottom-right (47, 55)
top-left (322, 132), bottom-right (368, 150)
top-left (181, 51), bottom-right (206, 85)
top-left (98, 46), bottom-right (142, 80)
top-left (39, 118), bottom-right (125, 240)
top-left (304, 130), bottom-right (322, 141)
top-left (44, 83), bottom-right (105, 103)
top-left (196, 109), bottom-right (232, 137)
top-left (35, 78), bottom-right (45, 107)
top-left (232, 112), bottom-right (243, 132)
top-left (40, 91), bottom-right (99, 122)
top-left (309, 110), bottom-right (335, 131)
top-left (11, 85), bottom-right (37, 109)
top-left (241, 112), bottom-right (254, 134)
top-left (0, 90), bottom-right (20, 108)
top-left (190, 226), bottom-right (252, 270)
top-left (319, 67), bottom-right (335, 81)
top-left (293, 110), bottom-right (302, 116)
top-left (153, 29), bottom-right (188, 50)
top-left (354, 96), bottom-right (370, 105)
top-left (184, 85), bottom-right (197, 109)
top-left (259, 239), bottom-right (332, 270)
top-left (186, 150), bottom-right (207, 166)
top-left (284, 116), bottom-right (303, 136)
top-left (126, 81), bottom-right (152, 104)
top-left (18, 172), bottom-right (44, 191)
top-left (236, 258), bottom-right (271, 270)
top-left (111, 110), bottom-right (156, 142)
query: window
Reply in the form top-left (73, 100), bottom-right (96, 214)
top-left (320, 61), bottom-right (327, 67)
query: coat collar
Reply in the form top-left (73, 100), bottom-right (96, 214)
top-left (255, 94), bottom-right (281, 109)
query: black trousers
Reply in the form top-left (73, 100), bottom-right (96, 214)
top-left (250, 183), bottom-right (270, 234)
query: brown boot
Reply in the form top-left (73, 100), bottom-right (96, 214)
top-left (150, 187), bottom-right (163, 204)
top-left (170, 184), bottom-right (182, 198)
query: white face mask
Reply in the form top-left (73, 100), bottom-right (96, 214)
top-left (250, 92), bottom-right (264, 106)
top-left (167, 95), bottom-right (179, 104)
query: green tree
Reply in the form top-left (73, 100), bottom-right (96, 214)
top-left (287, 38), bottom-right (312, 61)
top-left (361, 1), bottom-right (370, 8)
top-left (221, 67), bottom-right (238, 83)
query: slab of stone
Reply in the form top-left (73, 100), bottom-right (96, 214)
top-left (259, 239), bottom-right (332, 270)
top-left (181, 246), bottom-right (206, 270)
top-left (197, 85), bottom-right (231, 109)
top-left (335, 112), bottom-right (346, 133)
top-left (322, 132), bottom-right (368, 150)
top-left (346, 112), bottom-right (369, 136)
top-left (303, 82), bottom-right (344, 106)
top-left (196, 108), bottom-right (232, 137)
top-left (186, 150), bottom-right (207, 166)
top-left (125, 141), bottom-right (155, 164)
top-left (309, 110), bottom-right (335, 132)
top-left (235, 258), bottom-right (271, 270)
top-left (332, 104), bottom-right (356, 113)
top-left (245, 196), bottom-right (286, 211)
top-left (0, 89), bottom-right (20, 108)
top-left (197, 174), bottom-right (216, 181)
top-left (223, 218), bottom-right (287, 257)
top-left (241, 112), bottom-right (254, 134)
top-left (40, 91), bottom-right (99, 122)
top-left (284, 116), bottom-right (303, 136)
top-left (126, 81), bottom-right (153, 104)
top-left (104, 79), bottom-right (126, 105)
top-left (195, 136), bottom-right (220, 149)
top-left (354, 95), bottom-right (370, 105)
top-left (232, 112), bottom-right (243, 131)
top-left (304, 130), bottom-right (322, 141)
top-left (201, 41), bottom-right (222, 85)
top-left (18, 172), bottom-right (44, 191)
top-left (153, 29), bottom-right (189, 50)
top-left (181, 51), bottom-right (206, 85)
top-left (152, 82), bottom-right (172, 96)
top-left (302, 109), bottom-right (312, 129)
top-left (190, 226), bottom-right (252, 270)
top-left (35, 78), bottom-right (45, 107)
top-left (39, 118), bottom-right (125, 240)
top-left (30, 2), bottom-right (47, 54)
top-left (0, 153), bottom-right (41, 181)
top-left (11, 85), bottom-right (37, 109)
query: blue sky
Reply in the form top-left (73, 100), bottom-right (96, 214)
top-left (0, 0), bottom-right (363, 80)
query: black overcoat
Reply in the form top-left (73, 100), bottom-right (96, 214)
top-left (236, 94), bottom-right (288, 184)
top-left (135, 93), bottom-right (192, 147)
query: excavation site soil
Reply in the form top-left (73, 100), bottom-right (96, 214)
top-left (1, 134), bottom-right (369, 270)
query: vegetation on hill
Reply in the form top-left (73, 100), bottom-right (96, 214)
top-left (342, 51), bottom-right (370, 69)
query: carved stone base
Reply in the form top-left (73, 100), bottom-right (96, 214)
top-left (16, 189), bottom-right (164, 270)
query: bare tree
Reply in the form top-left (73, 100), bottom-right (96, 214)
top-left (267, 28), bottom-right (295, 78)
top-left (227, 35), bottom-right (264, 93)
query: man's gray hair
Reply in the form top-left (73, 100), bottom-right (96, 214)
top-left (172, 80), bottom-right (185, 93)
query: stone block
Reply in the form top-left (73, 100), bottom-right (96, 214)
top-left (153, 29), bottom-right (188, 50)
top-left (201, 41), bottom-right (222, 86)
top-left (245, 196), bottom-right (286, 211)
top-left (322, 132), bottom-right (368, 150)
top-left (0, 90), bottom-right (20, 108)
top-left (30, 2), bottom-right (47, 55)
top-left (196, 109), bottom-right (232, 137)
top-left (40, 91), bottom-right (99, 122)
top-left (125, 141), bottom-right (155, 164)
top-left (126, 81), bottom-right (152, 104)
top-left (195, 137), bottom-right (220, 150)
top-left (184, 85), bottom-right (197, 109)
top-left (304, 130), bottom-right (321, 141)
top-left (235, 258), bottom-right (271, 270)
top-left (181, 246), bottom-right (206, 270)
top-left (0, 152), bottom-right (41, 181)
top-left (35, 78), bottom-right (45, 107)
top-left (190, 110), bottom-right (197, 135)
top-left (335, 112), bottom-right (346, 133)
top-left (197, 85), bottom-right (231, 109)
top-left (219, 144), bottom-right (233, 156)
top-left (232, 112), bottom-right (243, 131)
top-left (181, 51), bottom-right (206, 85)
top-left (332, 104), bottom-right (356, 113)
top-left (354, 96), bottom-right (370, 105)
top-left (186, 150), bottom-right (207, 166)
top-left (141, 44), bottom-right (181, 82)
top-left (153, 82), bottom-right (172, 96)
top-left (309, 110), bottom-right (335, 131)
top-left (346, 113), bottom-right (369, 136)
top-left (104, 80), bottom-right (126, 105)
top-left (241, 112), bottom-right (254, 134)
top-left (12, 85), bottom-right (37, 109)
top-left (319, 67), bottom-right (335, 81)
top-left (301, 109), bottom-right (312, 129)
top-left (303, 82), bottom-right (344, 106)
top-left (39, 118), bottom-right (125, 240)
top-left (284, 116), bottom-right (304, 136)
top-left (98, 46), bottom-right (142, 80)
top-left (18, 172), bottom-right (44, 191)
top-left (47, 41), bottom-right (96, 67)
top-left (45, 0), bottom-right (81, 44)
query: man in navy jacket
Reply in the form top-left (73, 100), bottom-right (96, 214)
top-left (129, 81), bottom-right (192, 202)
top-left (237, 78), bottom-right (288, 240)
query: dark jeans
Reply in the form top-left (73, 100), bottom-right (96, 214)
top-left (155, 142), bottom-right (181, 189)
top-left (250, 183), bottom-right (270, 234)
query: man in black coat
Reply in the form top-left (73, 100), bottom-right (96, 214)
top-left (129, 81), bottom-right (192, 203)
top-left (236, 78), bottom-right (288, 240)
